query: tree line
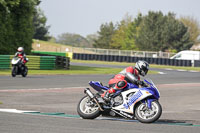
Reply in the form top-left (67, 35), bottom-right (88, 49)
top-left (1, 1), bottom-right (199, 54)
top-left (56, 11), bottom-right (200, 52)
top-left (0, 0), bottom-right (49, 54)
top-left (93, 12), bottom-right (200, 52)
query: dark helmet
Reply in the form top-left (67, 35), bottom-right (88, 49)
top-left (135, 60), bottom-right (149, 76)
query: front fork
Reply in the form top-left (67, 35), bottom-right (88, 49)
top-left (140, 99), bottom-right (156, 110)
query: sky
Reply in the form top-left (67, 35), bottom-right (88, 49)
top-left (39, 0), bottom-right (200, 38)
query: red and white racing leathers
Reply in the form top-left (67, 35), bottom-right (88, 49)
top-left (102, 66), bottom-right (141, 97)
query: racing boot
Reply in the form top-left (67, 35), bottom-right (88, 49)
top-left (101, 87), bottom-right (115, 102)
top-left (101, 91), bottom-right (111, 102)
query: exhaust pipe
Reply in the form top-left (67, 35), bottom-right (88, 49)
top-left (84, 88), bottom-right (104, 111)
top-left (84, 88), bottom-right (94, 99)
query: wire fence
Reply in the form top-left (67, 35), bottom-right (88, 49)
top-left (71, 48), bottom-right (175, 58)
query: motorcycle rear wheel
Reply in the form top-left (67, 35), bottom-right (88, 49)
top-left (77, 96), bottom-right (101, 119)
top-left (135, 100), bottom-right (162, 123)
top-left (22, 66), bottom-right (28, 77)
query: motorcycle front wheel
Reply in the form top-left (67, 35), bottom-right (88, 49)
top-left (77, 96), bottom-right (101, 119)
top-left (135, 100), bottom-right (162, 123)
top-left (11, 66), bottom-right (17, 77)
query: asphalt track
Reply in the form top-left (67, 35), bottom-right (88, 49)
top-left (0, 63), bottom-right (200, 133)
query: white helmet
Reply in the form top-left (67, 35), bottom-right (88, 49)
top-left (135, 60), bottom-right (149, 76)
top-left (17, 47), bottom-right (24, 53)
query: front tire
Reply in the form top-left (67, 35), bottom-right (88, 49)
top-left (77, 96), bottom-right (101, 119)
top-left (135, 100), bottom-right (162, 123)
top-left (11, 66), bottom-right (17, 77)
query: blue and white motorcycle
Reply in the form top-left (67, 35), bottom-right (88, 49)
top-left (77, 79), bottom-right (162, 123)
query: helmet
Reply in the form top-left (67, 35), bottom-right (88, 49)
top-left (135, 60), bottom-right (149, 76)
top-left (17, 47), bottom-right (24, 53)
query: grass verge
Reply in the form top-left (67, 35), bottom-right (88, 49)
top-left (0, 65), bottom-right (158, 75)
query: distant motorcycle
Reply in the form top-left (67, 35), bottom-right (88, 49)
top-left (77, 79), bottom-right (162, 123)
top-left (11, 57), bottom-right (28, 77)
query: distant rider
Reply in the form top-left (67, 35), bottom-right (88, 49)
top-left (102, 60), bottom-right (149, 101)
top-left (15, 47), bottom-right (28, 65)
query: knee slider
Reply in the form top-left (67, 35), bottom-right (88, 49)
top-left (117, 81), bottom-right (126, 88)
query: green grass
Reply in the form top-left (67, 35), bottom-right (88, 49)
top-left (0, 65), bottom-right (158, 75)
top-left (33, 39), bottom-right (71, 47)
top-left (71, 59), bottom-right (200, 71)
top-left (1, 59), bottom-right (198, 75)
top-left (32, 39), bottom-right (92, 53)
top-left (150, 64), bottom-right (200, 71)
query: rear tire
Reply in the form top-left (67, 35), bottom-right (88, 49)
top-left (135, 100), bottom-right (162, 123)
top-left (77, 96), bottom-right (101, 119)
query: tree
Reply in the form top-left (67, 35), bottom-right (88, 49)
top-left (93, 22), bottom-right (115, 49)
top-left (10, 0), bottom-right (39, 54)
top-left (33, 7), bottom-right (50, 41)
top-left (136, 11), bottom-right (166, 51)
top-left (0, 0), bottom-right (20, 54)
top-left (0, 0), bottom-right (40, 54)
top-left (135, 11), bottom-right (193, 52)
top-left (86, 33), bottom-right (98, 48)
top-left (110, 14), bottom-right (138, 50)
top-left (162, 13), bottom-right (193, 51)
top-left (180, 16), bottom-right (200, 45)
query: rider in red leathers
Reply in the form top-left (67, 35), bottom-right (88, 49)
top-left (102, 60), bottom-right (149, 101)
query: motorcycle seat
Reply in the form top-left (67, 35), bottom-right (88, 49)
top-left (89, 81), bottom-right (109, 91)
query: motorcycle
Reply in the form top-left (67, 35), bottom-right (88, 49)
top-left (77, 79), bottom-right (162, 123)
top-left (11, 57), bottom-right (28, 77)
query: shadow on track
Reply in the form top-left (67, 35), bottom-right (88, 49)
top-left (156, 119), bottom-right (194, 126)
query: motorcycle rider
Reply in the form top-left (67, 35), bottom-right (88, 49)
top-left (15, 47), bottom-right (28, 65)
top-left (102, 60), bottom-right (149, 102)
